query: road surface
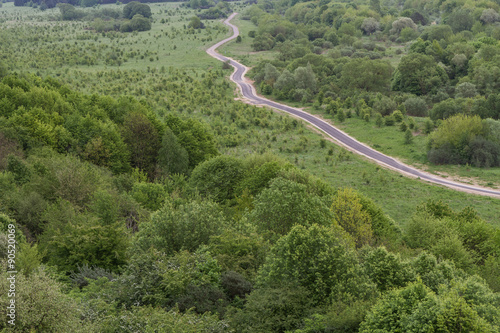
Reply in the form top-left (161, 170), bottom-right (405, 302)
top-left (207, 13), bottom-right (500, 199)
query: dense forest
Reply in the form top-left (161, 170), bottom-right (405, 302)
top-left (0, 0), bottom-right (499, 332)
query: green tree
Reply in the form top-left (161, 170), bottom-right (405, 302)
top-left (188, 16), bottom-right (204, 29)
top-left (247, 177), bottom-right (334, 237)
top-left (131, 182), bottom-right (167, 211)
top-left (129, 14), bottom-right (152, 32)
top-left (40, 201), bottom-right (128, 273)
top-left (0, 269), bottom-right (81, 332)
top-left (189, 155), bottom-right (246, 204)
top-left (164, 114), bottom-right (218, 169)
top-left (294, 63), bottom-right (317, 91)
top-left (229, 285), bottom-right (313, 333)
top-left (121, 112), bottom-right (160, 178)
top-left (360, 247), bottom-right (415, 292)
top-left (340, 58), bottom-right (393, 92)
top-left (331, 188), bottom-right (373, 248)
top-left (257, 224), bottom-right (372, 304)
top-left (404, 97), bottom-right (428, 117)
top-left (445, 9), bottom-right (473, 33)
top-left (123, 1), bottom-right (151, 19)
top-left (158, 128), bottom-right (189, 175)
top-left (392, 53), bottom-right (448, 95)
top-left (134, 199), bottom-right (227, 255)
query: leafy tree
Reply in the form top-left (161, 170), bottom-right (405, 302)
top-left (189, 155), bottom-right (245, 204)
top-left (123, 1), bottom-right (152, 19)
top-left (404, 97), bottom-right (428, 116)
top-left (390, 17), bottom-right (417, 36)
top-left (274, 69), bottom-right (295, 98)
top-left (264, 63), bottom-right (279, 85)
top-left (246, 177), bottom-right (334, 237)
top-left (428, 114), bottom-right (486, 164)
top-left (228, 285), bottom-right (313, 333)
top-left (57, 3), bottom-right (85, 20)
top-left (134, 199), bottom-right (227, 255)
top-left (359, 279), bottom-right (498, 333)
top-left (405, 129), bottom-right (413, 144)
top-left (294, 63), bottom-right (316, 91)
top-left (121, 112), bottom-right (160, 178)
top-left (480, 9), bottom-right (500, 24)
top-left (129, 14), bottom-right (152, 32)
top-left (373, 96), bottom-right (396, 116)
top-left (331, 188), bottom-right (373, 247)
top-left (0, 269), bottom-right (82, 332)
top-left (158, 128), bottom-right (189, 176)
top-left (40, 201), bottom-right (128, 273)
top-left (392, 53), bottom-right (448, 95)
top-left (445, 8), bottom-right (474, 33)
top-left (130, 182), bottom-right (166, 211)
top-left (360, 247), bottom-right (415, 292)
top-left (188, 16), bottom-right (204, 29)
top-left (257, 224), bottom-right (373, 305)
top-left (340, 58), bottom-right (393, 92)
top-left (361, 18), bottom-right (380, 35)
top-left (164, 114), bottom-right (218, 169)
top-left (209, 229), bottom-right (268, 280)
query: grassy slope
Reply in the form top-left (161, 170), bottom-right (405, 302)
top-left (3, 3), bottom-right (499, 228)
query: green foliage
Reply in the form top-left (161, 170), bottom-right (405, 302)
top-left (257, 224), bottom-right (373, 305)
top-left (247, 177), bottom-right (334, 237)
top-left (392, 53), bottom-right (448, 95)
top-left (134, 199), bottom-right (227, 255)
top-left (209, 229), bottom-right (268, 280)
top-left (123, 1), bottom-right (152, 19)
top-left (164, 114), bottom-right (218, 170)
top-left (404, 97), bottom-right (428, 117)
top-left (189, 155), bottom-right (245, 204)
top-left (98, 305), bottom-right (230, 332)
top-left (121, 112), bottom-right (160, 178)
top-left (0, 269), bottom-right (81, 332)
top-left (331, 188), bottom-right (373, 247)
top-left (427, 114), bottom-right (500, 167)
top-left (359, 279), bottom-right (498, 332)
top-left (229, 285), bottom-right (313, 333)
top-left (404, 129), bottom-right (413, 144)
top-left (158, 127), bottom-right (189, 176)
top-left (361, 247), bottom-right (414, 292)
top-left (340, 58), bottom-right (393, 92)
top-left (131, 182), bottom-right (166, 211)
top-left (40, 201), bottom-right (128, 273)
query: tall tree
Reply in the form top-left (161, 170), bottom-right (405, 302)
top-left (121, 112), bottom-right (160, 178)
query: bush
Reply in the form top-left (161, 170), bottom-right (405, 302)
top-left (373, 96), bottom-right (396, 116)
top-left (405, 97), bottom-right (428, 117)
top-left (384, 115), bottom-right (395, 126)
top-left (189, 155), bottom-right (246, 204)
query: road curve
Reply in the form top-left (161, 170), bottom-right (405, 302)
top-left (207, 13), bottom-right (500, 199)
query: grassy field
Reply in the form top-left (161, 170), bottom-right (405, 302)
top-left (2, 2), bottom-right (499, 228)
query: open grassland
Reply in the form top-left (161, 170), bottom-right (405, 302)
top-left (2, 2), bottom-right (499, 228)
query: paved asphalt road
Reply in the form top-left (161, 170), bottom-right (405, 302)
top-left (207, 13), bottom-right (500, 199)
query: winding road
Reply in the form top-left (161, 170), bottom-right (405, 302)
top-left (207, 13), bottom-right (500, 199)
